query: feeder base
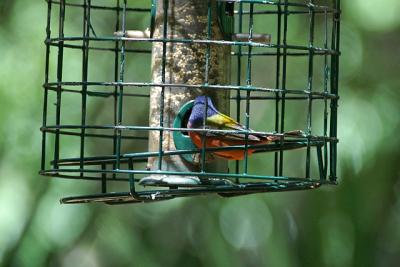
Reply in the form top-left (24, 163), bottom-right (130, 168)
top-left (138, 175), bottom-right (235, 187)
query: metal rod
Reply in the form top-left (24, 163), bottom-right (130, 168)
top-left (243, 3), bottom-right (255, 174)
top-left (322, 6), bottom-right (329, 180)
top-left (46, 36), bottom-right (340, 54)
top-left (101, 163), bottom-right (107, 193)
top-left (53, 0), bottom-right (66, 170)
top-left (305, 0), bottom-right (315, 178)
top-left (43, 81), bottom-right (339, 98)
top-left (80, 0), bottom-right (91, 177)
top-left (274, 1), bottom-right (282, 177)
top-left (157, 0), bottom-right (169, 171)
top-left (200, 0), bottom-right (213, 173)
top-left (329, 0), bottom-right (340, 182)
top-left (113, 0), bottom-right (121, 179)
top-left (235, 2), bottom-right (244, 180)
top-left (116, 0), bottom-right (127, 170)
top-left (279, 0), bottom-right (289, 176)
top-left (41, 0), bottom-right (52, 171)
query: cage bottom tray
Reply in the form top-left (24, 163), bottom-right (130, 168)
top-left (60, 180), bottom-right (334, 205)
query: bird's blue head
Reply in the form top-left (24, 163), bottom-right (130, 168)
top-left (188, 95), bottom-right (218, 128)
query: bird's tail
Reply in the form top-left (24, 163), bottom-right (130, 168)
top-left (254, 130), bottom-right (327, 154)
top-left (253, 130), bottom-right (308, 152)
top-left (257, 129), bottom-right (305, 142)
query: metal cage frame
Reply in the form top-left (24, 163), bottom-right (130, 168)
top-left (40, 0), bottom-right (341, 204)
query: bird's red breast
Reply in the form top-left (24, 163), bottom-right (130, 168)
top-left (188, 131), bottom-right (277, 160)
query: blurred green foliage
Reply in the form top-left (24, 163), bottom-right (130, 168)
top-left (1, 1), bottom-right (400, 267)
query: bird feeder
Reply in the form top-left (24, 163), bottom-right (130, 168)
top-left (40, 0), bottom-right (341, 204)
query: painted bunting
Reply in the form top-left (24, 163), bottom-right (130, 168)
top-left (187, 95), bottom-right (280, 160)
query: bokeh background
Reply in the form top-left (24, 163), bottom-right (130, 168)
top-left (1, 0), bottom-right (400, 266)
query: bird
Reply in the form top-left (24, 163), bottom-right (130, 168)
top-left (187, 95), bottom-right (280, 160)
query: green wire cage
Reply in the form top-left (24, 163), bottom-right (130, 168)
top-left (40, 0), bottom-right (341, 204)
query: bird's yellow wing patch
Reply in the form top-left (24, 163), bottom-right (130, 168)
top-left (206, 113), bottom-right (242, 130)
top-left (206, 113), bottom-right (261, 141)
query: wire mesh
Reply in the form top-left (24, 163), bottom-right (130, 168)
top-left (40, 0), bottom-right (341, 204)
